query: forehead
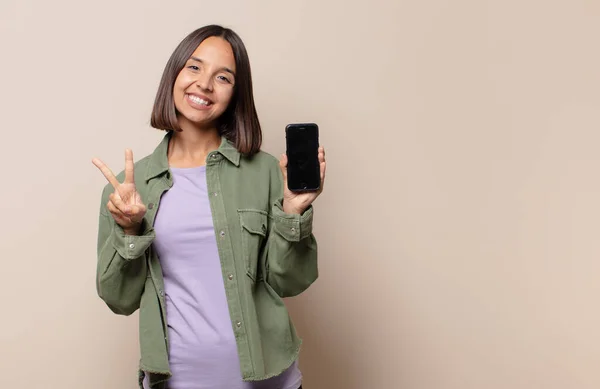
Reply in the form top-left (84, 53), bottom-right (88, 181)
top-left (190, 36), bottom-right (236, 71)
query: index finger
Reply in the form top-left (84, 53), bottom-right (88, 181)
top-left (92, 158), bottom-right (121, 189)
top-left (124, 149), bottom-right (135, 184)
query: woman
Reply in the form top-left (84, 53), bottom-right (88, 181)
top-left (92, 25), bottom-right (326, 389)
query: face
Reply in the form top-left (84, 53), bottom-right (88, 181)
top-left (173, 36), bottom-right (237, 130)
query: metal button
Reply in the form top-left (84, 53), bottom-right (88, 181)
top-left (220, 231), bottom-right (226, 237)
top-left (148, 203), bottom-right (154, 209)
top-left (129, 243), bottom-right (135, 249)
top-left (236, 321), bottom-right (242, 328)
top-left (212, 154), bottom-right (218, 159)
top-left (159, 290), bottom-right (164, 297)
top-left (228, 274), bottom-right (234, 280)
top-left (291, 227), bottom-right (296, 233)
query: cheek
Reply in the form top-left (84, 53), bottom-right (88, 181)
top-left (217, 88), bottom-right (234, 109)
top-left (173, 73), bottom-right (192, 97)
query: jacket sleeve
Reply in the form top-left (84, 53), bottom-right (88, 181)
top-left (264, 162), bottom-right (319, 298)
top-left (96, 184), bottom-right (155, 315)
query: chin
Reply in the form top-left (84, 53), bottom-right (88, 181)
top-left (180, 107), bottom-right (206, 119)
top-left (179, 113), bottom-right (215, 129)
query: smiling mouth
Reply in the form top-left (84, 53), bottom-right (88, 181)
top-left (186, 94), bottom-right (212, 107)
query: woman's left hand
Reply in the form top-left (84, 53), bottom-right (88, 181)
top-left (279, 146), bottom-right (327, 215)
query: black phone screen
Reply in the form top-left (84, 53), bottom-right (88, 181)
top-left (285, 123), bottom-right (320, 191)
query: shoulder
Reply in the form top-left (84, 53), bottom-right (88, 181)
top-left (240, 150), bottom-right (282, 177)
top-left (245, 150), bottom-right (280, 167)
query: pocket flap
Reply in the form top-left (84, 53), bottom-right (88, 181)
top-left (239, 210), bottom-right (268, 236)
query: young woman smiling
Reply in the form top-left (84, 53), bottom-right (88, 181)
top-left (93, 25), bottom-right (326, 389)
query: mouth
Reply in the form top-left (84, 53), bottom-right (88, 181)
top-left (186, 93), bottom-right (213, 109)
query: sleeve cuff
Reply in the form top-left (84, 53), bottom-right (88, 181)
top-left (271, 199), bottom-right (314, 242)
top-left (110, 218), bottom-right (155, 260)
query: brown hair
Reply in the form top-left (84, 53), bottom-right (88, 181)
top-left (150, 25), bottom-right (262, 156)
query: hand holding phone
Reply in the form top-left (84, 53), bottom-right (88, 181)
top-left (280, 123), bottom-right (326, 215)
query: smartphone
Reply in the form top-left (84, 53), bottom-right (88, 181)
top-left (285, 123), bottom-right (320, 192)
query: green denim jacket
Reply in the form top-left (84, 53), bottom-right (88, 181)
top-left (95, 132), bottom-right (318, 389)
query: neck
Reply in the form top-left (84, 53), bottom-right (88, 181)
top-left (168, 120), bottom-right (221, 168)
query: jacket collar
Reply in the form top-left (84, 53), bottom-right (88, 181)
top-left (145, 131), bottom-right (241, 181)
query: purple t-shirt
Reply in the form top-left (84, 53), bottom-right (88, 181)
top-left (143, 165), bottom-right (302, 389)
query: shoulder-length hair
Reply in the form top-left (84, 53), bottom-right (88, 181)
top-left (151, 25), bottom-right (262, 156)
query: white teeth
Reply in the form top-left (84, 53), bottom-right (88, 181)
top-left (188, 95), bottom-right (210, 106)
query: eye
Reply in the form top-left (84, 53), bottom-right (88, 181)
top-left (217, 75), bottom-right (232, 84)
top-left (187, 65), bottom-right (200, 71)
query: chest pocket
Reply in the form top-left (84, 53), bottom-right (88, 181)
top-left (238, 209), bottom-right (268, 282)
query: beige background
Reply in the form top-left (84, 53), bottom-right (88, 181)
top-left (1, 0), bottom-right (599, 388)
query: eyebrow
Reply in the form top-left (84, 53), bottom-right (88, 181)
top-left (189, 56), bottom-right (236, 76)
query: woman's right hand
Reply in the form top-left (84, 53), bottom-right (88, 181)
top-left (92, 149), bottom-right (147, 235)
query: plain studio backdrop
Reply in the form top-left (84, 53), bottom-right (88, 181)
top-left (1, 0), bottom-right (600, 388)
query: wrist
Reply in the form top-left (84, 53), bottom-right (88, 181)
top-left (123, 223), bottom-right (142, 236)
top-left (282, 202), bottom-right (303, 215)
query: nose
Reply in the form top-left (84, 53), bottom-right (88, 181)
top-left (195, 73), bottom-right (213, 92)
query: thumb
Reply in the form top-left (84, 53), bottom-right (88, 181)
top-left (279, 154), bottom-right (288, 181)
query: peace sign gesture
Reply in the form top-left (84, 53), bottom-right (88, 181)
top-left (92, 149), bottom-right (146, 235)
